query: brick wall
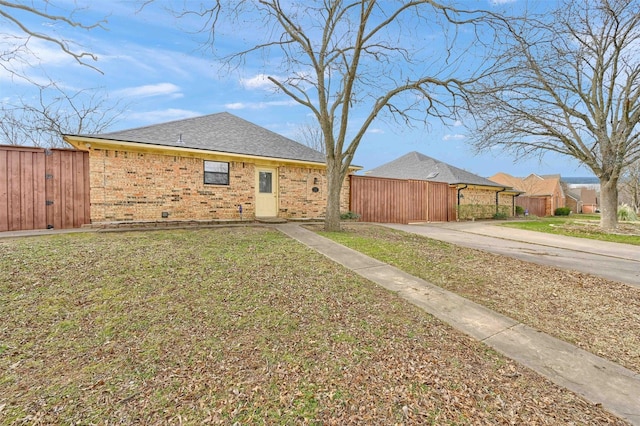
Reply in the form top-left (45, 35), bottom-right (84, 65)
top-left (457, 187), bottom-right (516, 219)
top-left (278, 167), bottom-right (352, 218)
top-left (88, 148), bottom-right (350, 222)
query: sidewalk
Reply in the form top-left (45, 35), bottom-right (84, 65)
top-left (276, 223), bottom-right (640, 425)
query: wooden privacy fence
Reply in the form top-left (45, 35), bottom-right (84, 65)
top-left (516, 196), bottom-right (547, 217)
top-left (0, 145), bottom-right (90, 231)
top-left (350, 175), bottom-right (456, 223)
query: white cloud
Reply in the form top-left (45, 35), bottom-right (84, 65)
top-left (114, 83), bottom-right (182, 99)
top-left (0, 33), bottom-right (90, 85)
top-left (489, 0), bottom-right (516, 4)
top-left (223, 99), bottom-right (298, 110)
top-left (367, 128), bottom-right (384, 134)
top-left (224, 102), bottom-right (246, 110)
top-left (240, 74), bottom-right (274, 89)
top-left (443, 134), bottom-right (465, 141)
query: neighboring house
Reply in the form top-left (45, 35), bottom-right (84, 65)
top-left (63, 112), bottom-right (354, 223)
top-left (565, 187), bottom-right (599, 214)
top-left (580, 188), bottom-right (599, 213)
top-left (565, 189), bottom-right (580, 214)
top-left (360, 151), bottom-right (521, 221)
top-left (489, 172), bottom-right (565, 216)
top-left (562, 177), bottom-right (600, 213)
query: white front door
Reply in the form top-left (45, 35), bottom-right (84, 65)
top-left (255, 167), bottom-right (278, 217)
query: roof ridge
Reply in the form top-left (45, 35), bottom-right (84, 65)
top-left (98, 112), bottom-right (229, 136)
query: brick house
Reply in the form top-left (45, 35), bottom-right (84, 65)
top-left (63, 112), bottom-right (353, 223)
top-left (578, 188), bottom-right (599, 213)
top-left (362, 152), bottom-right (522, 220)
top-left (489, 172), bottom-right (566, 216)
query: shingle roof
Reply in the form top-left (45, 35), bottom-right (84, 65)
top-left (523, 174), bottom-right (562, 197)
top-left (489, 172), bottom-right (524, 190)
top-left (364, 151), bottom-right (506, 187)
top-left (74, 112), bottom-right (326, 164)
top-left (489, 172), bottom-right (563, 197)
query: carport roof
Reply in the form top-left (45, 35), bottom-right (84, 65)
top-left (364, 151), bottom-right (509, 188)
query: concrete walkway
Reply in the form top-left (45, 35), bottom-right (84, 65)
top-left (276, 223), bottom-right (640, 425)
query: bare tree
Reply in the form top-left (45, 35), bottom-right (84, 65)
top-left (294, 121), bottom-right (325, 155)
top-left (0, 82), bottom-right (125, 147)
top-left (467, 0), bottom-right (640, 230)
top-left (620, 160), bottom-right (640, 213)
top-left (166, 0), bottom-right (494, 231)
top-left (1, 2), bottom-right (121, 147)
top-left (0, 0), bottom-right (105, 80)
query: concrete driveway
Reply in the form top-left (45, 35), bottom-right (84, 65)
top-left (384, 221), bottom-right (640, 288)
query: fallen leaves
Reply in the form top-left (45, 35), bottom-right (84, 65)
top-left (0, 228), bottom-right (629, 424)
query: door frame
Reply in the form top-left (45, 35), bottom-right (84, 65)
top-left (255, 166), bottom-right (278, 217)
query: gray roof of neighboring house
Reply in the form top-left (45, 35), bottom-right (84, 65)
top-left (566, 189), bottom-right (581, 200)
top-left (75, 112), bottom-right (326, 164)
top-left (364, 151), bottom-right (507, 187)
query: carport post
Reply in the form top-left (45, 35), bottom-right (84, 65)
top-left (496, 188), bottom-right (506, 215)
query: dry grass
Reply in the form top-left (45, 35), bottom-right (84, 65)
top-left (318, 223), bottom-right (640, 374)
top-left (502, 216), bottom-right (640, 245)
top-left (0, 227), bottom-right (627, 424)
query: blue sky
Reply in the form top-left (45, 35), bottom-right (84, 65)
top-left (1, 0), bottom-right (595, 177)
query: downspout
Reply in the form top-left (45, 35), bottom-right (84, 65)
top-left (496, 187), bottom-right (506, 215)
top-left (457, 185), bottom-right (467, 206)
top-left (457, 185), bottom-right (467, 222)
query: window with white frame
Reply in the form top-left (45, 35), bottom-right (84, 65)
top-left (204, 161), bottom-right (229, 185)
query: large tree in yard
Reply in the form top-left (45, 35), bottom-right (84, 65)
top-left (174, 1), bottom-right (493, 231)
top-left (468, 0), bottom-right (640, 230)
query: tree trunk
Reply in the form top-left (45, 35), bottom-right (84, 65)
top-left (599, 177), bottom-right (619, 230)
top-left (324, 157), bottom-right (344, 232)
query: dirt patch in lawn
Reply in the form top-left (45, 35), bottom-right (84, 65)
top-left (0, 228), bottom-right (627, 424)
top-left (563, 220), bottom-right (640, 236)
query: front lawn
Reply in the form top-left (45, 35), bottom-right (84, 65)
top-left (0, 228), bottom-right (623, 424)
top-left (316, 224), bottom-right (640, 376)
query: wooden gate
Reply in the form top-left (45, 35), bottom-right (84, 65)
top-left (349, 175), bottom-right (456, 223)
top-left (516, 196), bottom-right (547, 217)
top-left (0, 145), bottom-right (90, 231)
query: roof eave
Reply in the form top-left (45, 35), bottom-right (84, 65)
top-left (451, 182), bottom-right (521, 193)
top-left (63, 135), bottom-right (337, 168)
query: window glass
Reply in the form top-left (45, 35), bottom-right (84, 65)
top-left (259, 171), bottom-right (272, 193)
top-left (204, 161), bottom-right (229, 185)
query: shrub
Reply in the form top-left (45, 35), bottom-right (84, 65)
top-left (554, 207), bottom-right (571, 216)
top-left (493, 212), bottom-right (508, 220)
top-left (618, 204), bottom-right (638, 221)
top-left (340, 211), bottom-right (361, 220)
top-left (515, 206), bottom-right (525, 216)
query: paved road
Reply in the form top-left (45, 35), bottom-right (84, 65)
top-left (384, 221), bottom-right (640, 288)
